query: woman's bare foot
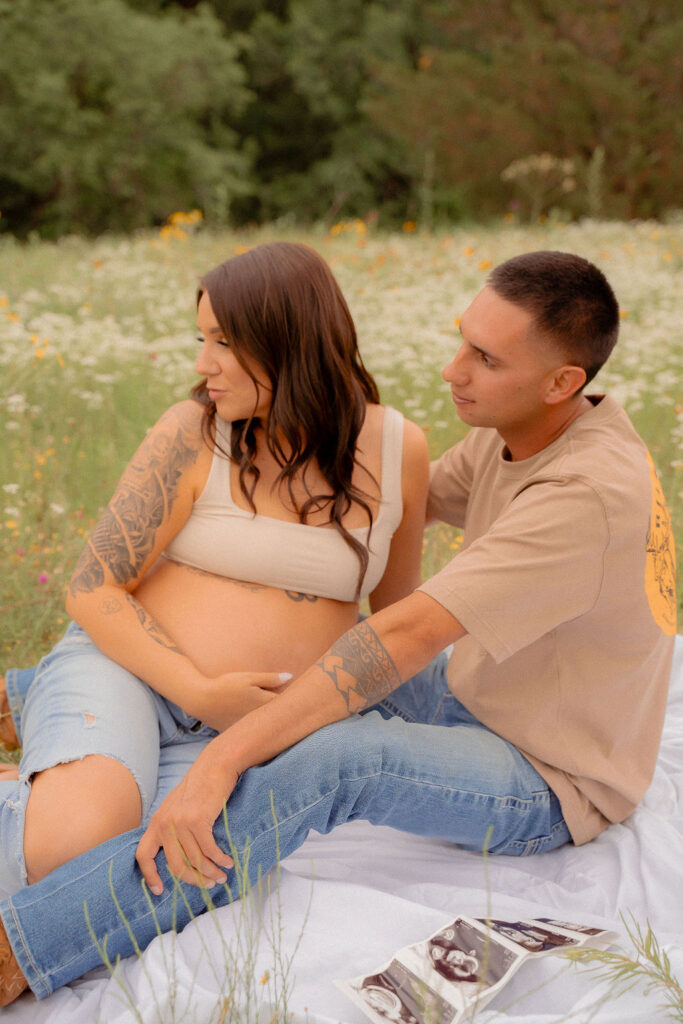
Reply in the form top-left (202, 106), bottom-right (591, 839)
top-left (0, 919), bottom-right (29, 1005)
top-left (0, 677), bottom-right (20, 750)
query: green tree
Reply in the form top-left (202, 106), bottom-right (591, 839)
top-left (275, 0), bottom-right (429, 223)
top-left (0, 0), bottom-right (251, 236)
top-left (222, 0), bottom-right (431, 225)
top-left (365, 0), bottom-right (683, 221)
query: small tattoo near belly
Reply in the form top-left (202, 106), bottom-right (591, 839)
top-left (181, 564), bottom-right (318, 602)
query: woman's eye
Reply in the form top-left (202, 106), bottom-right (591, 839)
top-left (196, 334), bottom-right (229, 348)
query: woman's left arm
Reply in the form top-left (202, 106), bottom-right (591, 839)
top-left (368, 418), bottom-right (430, 613)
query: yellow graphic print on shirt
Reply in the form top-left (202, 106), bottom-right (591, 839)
top-left (644, 451), bottom-right (677, 635)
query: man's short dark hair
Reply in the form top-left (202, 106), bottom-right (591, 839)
top-left (488, 251), bottom-right (620, 386)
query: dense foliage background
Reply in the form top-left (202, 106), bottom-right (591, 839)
top-left (1, 0), bottom-right (682, 237)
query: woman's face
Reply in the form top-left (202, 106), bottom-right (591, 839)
top-left (195, 291), bottom-right (272, 421)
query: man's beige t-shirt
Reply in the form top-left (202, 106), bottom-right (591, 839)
top-left (419, 396), bottom-right (676, 845)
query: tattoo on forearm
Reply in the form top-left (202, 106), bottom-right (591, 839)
top-left (315, 621), bottom-right (401, 714)
top-left (124, 593), bottom-right (184, 655)
top-left (70, 413), bottom-right (199, 596)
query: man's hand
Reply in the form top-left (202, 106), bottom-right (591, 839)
top-left (136, 749), bottom-right (240, 893)
top-left (198, 671), bottom-right (291, 732)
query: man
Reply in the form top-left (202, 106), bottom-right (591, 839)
top-left (1, 251), bottom-right (676, 1002)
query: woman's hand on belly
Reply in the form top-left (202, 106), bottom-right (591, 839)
top-left (197, 671), bottom-right (291, 731)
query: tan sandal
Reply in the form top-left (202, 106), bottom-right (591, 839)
top-left (0, 920), bottom-right (29, 1006)
top-left (0, 677), bottom-right (20, 751)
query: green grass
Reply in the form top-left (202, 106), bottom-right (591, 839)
top-left (1, 219), bottom-right (681, 666)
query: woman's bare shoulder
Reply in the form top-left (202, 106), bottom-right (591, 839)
top-left (131, 400), bottom-right (211, 481)
top-left (158, 399), bottom-right (206, 430)
top-left (145, 400), bottom-right (206, 446)
top-left (362, 403), bottom-right (428, 458)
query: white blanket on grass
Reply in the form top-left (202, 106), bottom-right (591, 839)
top-left (4, 636), bottom-right (683, 1024)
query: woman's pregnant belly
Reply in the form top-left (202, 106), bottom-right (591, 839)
top-left (133, 558), bottom-right (359, 679)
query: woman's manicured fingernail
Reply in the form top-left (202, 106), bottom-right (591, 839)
top-left (279, 672), bottom-right (292, 682)
top-left (150, 885), bottom-right (163, 896)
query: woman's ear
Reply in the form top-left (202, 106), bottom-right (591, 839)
top-left (545, 364), bottom-right (587, 405)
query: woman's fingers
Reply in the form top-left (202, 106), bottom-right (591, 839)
top-left (227, 671), bottom-right (292, 691)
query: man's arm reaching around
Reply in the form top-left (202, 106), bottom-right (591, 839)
top-left (136, 591), bottom-right (465, 893)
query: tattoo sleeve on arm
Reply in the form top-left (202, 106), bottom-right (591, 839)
top-left (124, 593), bottom-right (184, 655)
top-left (69, 416), bottom-right (199, 596)
top-left (315, 620), bottom-right (402, 714)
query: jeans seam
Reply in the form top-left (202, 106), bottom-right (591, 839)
top-left (3, 903), bottom-right (49, 999)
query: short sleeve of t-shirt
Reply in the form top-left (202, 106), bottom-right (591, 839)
top-left (419, 476), bottom-right (610, 663)
top-left (427, 434), bottom-right (478, 527)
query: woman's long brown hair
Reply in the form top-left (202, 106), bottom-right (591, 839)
top-left (191, 241), bottom-right (381, 596)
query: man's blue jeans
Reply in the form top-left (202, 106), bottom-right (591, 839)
top-left (1, 645), bottom-right (569, 999)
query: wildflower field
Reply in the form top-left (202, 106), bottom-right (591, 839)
top-left (1, 219), bottom-right (681, 668)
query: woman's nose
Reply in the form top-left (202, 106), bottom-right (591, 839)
top-left (195, 344), bottom-right (216, 377)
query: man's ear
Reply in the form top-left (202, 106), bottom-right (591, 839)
top-left (544, 365), bottom-right (587, 405)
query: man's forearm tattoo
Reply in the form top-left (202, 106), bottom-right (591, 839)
top-left (70, 414), bottom-right (198, 596)
top-left (124, 593), bottom-right (184, 655)
top-left (315, 620), bottom-right (401, 714)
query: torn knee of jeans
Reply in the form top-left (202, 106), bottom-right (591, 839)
top-left (82, 712), bottom-right (96, 728)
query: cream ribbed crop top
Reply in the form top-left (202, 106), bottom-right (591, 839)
top-left (162, 407), bottom-right (405, 601)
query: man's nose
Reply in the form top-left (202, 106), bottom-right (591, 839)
top-left (443, 348), bottom-right (468, 384)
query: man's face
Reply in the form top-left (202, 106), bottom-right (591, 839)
top-left (442, 286), bottom-right (564, 438)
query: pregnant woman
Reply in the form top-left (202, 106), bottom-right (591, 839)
top-left (0, 241), bottom-right (429, 1004)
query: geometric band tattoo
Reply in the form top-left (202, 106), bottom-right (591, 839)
top-left (314, 619), bottom-right (401, 714)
